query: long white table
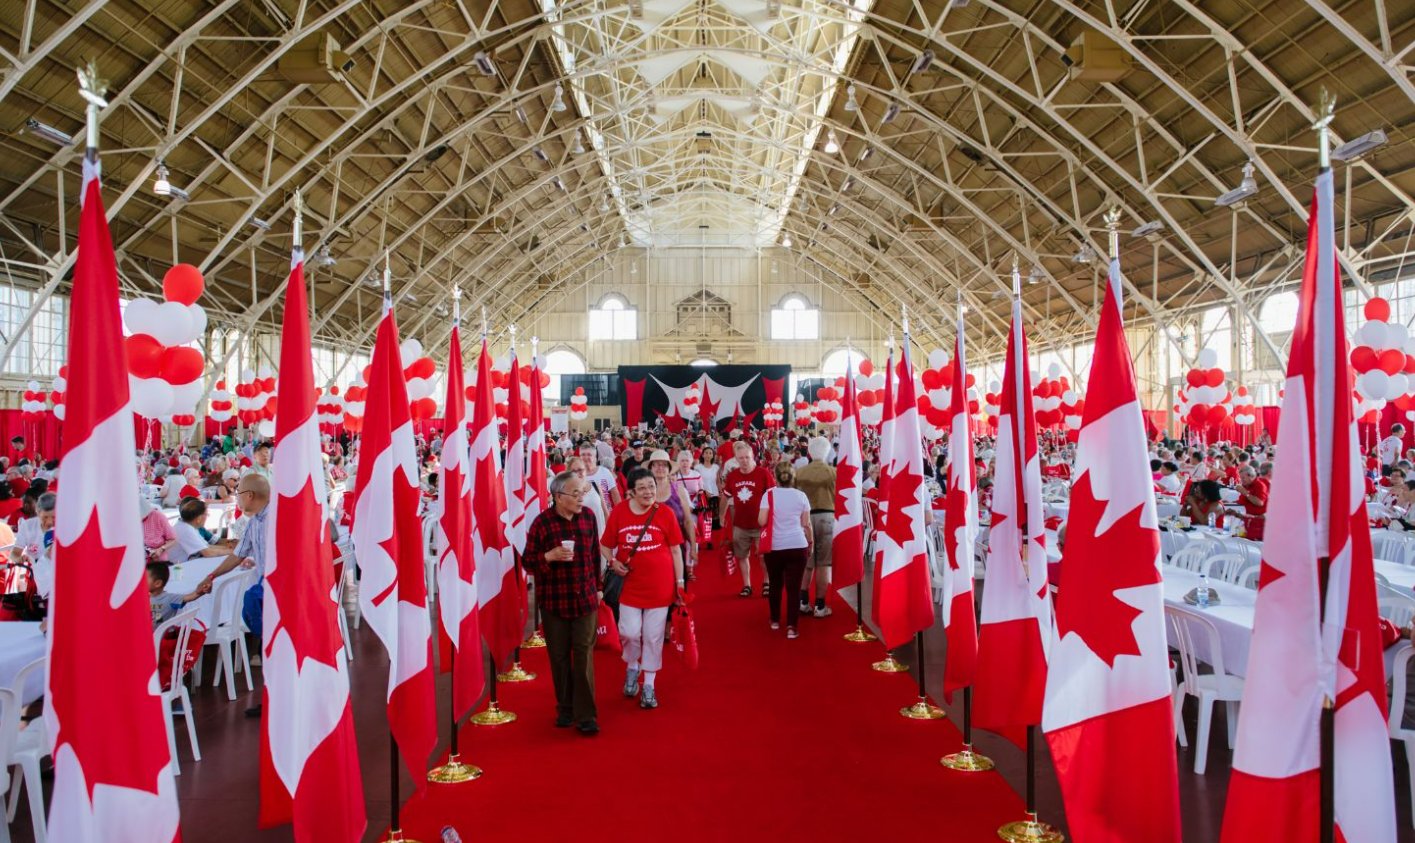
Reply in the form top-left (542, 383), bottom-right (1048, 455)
top-left (1162, 565), bottom-right (1257, 676)
top-left (0, 622), bottom-right (46, 703)
top-left (1377, 559), bottom-right (1415, 593)
top-left (166, 558), bottom-right (246, 628)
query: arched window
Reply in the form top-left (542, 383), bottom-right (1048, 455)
top-left (589, 294), bottom-right (637, 340)
top-left (690, 358), bottom-right (718, 367)
top-left (820, 347), bottom-right (860, 376)
top-left (543, 348), bottom-right (587, 399)
top-left (770, 294), bottom-right (820, 340)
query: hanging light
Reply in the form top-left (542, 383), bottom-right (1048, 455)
top-left (552, 83), bottom-right (568, 112)
top-left (844, 84), bottom-right (858, 112)
top-left (572, 133), bottom-right (585, 155)
top-left (152, 162), bottom-right (171, 196)
top-left (782, 233), bottom-right (793, 248)
top-left (823, 130), bottom-right (840, 154)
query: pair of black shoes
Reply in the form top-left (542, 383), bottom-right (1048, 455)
top-left (555, 714), bottom-right (599, 735)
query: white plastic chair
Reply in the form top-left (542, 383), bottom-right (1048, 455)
top-left (1217, 537), bottom-right (1262, 567)
top-left (155, 606), bottom-right (203, 773)
top-left (1388, 642), bottom-right (1415, 828)
top-left (335, 563), bottom-right (353, 661)
top-left (1169, 544), bottom-right (1211, 575)
top-left (1167, 605), bottom-right (1244, 775)
top-left (1380, 594), bottom-right (1415, 629)
top-left (2, 658), bottom-right (45, 843)
top-left (1373, 529), bottom-right (1415, 566)
top-left (200, 569), bottom-right (256, 700)
top-left (422, 516), bottom-right (438, 601)
top-left (1203, 552), bottom-right (1250, 585)
top-left (0, 687), bottom-right (17, 843)
top-left (1239, 564), bottom-right (1262, 589)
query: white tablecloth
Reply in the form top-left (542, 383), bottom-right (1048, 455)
top-left (1162, 565), bottom-right (1257, 676)
top-left (1378, 559), bottom-right (1415, 593)
top-left (166, 558), bottom-right (245, 628)
top-left (0, 623), bottom-right (46, 703)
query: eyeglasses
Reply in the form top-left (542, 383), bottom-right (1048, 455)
top-left (556, 490), bottom-right (587, 500)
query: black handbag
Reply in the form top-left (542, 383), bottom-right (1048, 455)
top-left (602, 503), bottom-right (658, 608)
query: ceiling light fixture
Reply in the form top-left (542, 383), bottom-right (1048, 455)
top-left (532, 146), bottom-right (550, 163)
top-left (1073, 244), bottom-right (1095, 264)
top-left (844, 84), bottom-right (858, 112)
top-left (765, 0), bottom-right (780, 18)
top-left (1130, 220), bottom-right (1165, 238)
top-left (153, 162), bottom-right (171, 196)
top-left (572, 133), bottom-right (585, 155)
top-left (1028, 265), bottom-right (1043, 284)
top-left (249, 217), bottom-right (272, 232)
top-left (824, 130), bottom-right (839, 154)
top-left (911, 50), bottom-right (934, 75)
top-left (782, 233), bottom-right (793, 248)
top-left (163, 185), bottom-right (190, 202)
top-left (315, 246), bottom-right (336, 266)
top-left (552, 84), bottom-right (567, 112)
top-left (1214, 160), bottom-right (1258, 207)
top-left (881, 102), bottom-right (901, 124)
top-left (24, 118), bottom-right (72, 146)
top-left (841, 175), bottom-right (854, 191)
top-left (473, 52), bottom-right (497, 77)
top-left (514, 106), bottom-right (529, 126)
top-left (628, 0), bottom-right (643, 17)
top-left (600, 196), bottom-right (610, 212)
top-left (1331, 129), bottom-right (1387, 161)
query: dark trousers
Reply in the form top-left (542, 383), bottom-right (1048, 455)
top-left (543, 608), bottom-right (597, 722)
top-left (764, 548), bottom-right (809, 627)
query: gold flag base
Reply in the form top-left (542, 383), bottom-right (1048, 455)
top-left (521, 629), bottom-right (547, 649)
top-left (843, 625), bottom-right (878, 643)
top-left (427, 754), bottom-right (483, 784)
top-left (470, 701), bottom-right (517, 727)
top-left (997, 815), bottom-right (1064, 842)
top-left (899, 698), bottom-right (946, 720)
top-left (496, 662), bottom-right (536, 682)
top-left (940, 745), bottom-right (995, 772)
top-left (384, 829), bottom-right (421, 843)
top-left (871, 654), bottom-right (909, 673)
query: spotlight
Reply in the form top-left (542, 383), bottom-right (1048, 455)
top-left (572, 134), bottom-right (585, 155)
top-left (844, 84), bottom-right (858, 112)
top-left (1214, 160), bottom-right (1258, 207)
top-left (1332, 129), bottom-right (1387, 161)
top-left (1073, 244), bottom-right (1095, 264)
top-left (782, 233), bottom-right (793, 247)
top-left (24, 118), bottom-right (72, 146)
top-left (532, 146), bottom-right (550, 163)
top-left (315, 246), bottom-right (336, 266)
top-left (153, 162), bottom-right (171, 196)
top-left (552, 83), bottom-right (568, 112)
top-left (163, 186), bottom-right (190, 202)
top-left (824, 130), bottom-right (839, 154)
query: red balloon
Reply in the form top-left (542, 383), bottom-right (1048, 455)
top-left (1206, 404), bottom-right (1228, 425)
top-left (410, 400), bottom-right (426, 421)
top-left (162, 263), bottom-right (205, 305)
top-left (1187, 406), bottom-right (1207, 427)
top-left (407, 357), bottom-right (436, 380)
top-left (1379, 348), bottom-right (1405, 375)
top-left (818, 386), bottom-right (838, 401)
top-left (965, 373), bottom-right (976, 389)
top-left (1185, 369), bottom-right (1205, 388)
top-left (916, 395), bottom-right (932, 415)
top-left (967, 400), bottom-right (979, 414)
top-left (125, 334), bottom-right (165, 379)
top-left (920, 369), bottom-right (944, 391)
top-left (539, 372), bottom-right (550, 389)
top-left (490, 370), bottom-right (506, 389)
top-left (857, 390), bottom-right (877, 407)
top-left (494, 402), bottom-right (508, 418)
top-left (419, 397), bottom-right (438, 418)
top-left (49, 390), bottom-right (62, 404)
top-left (1072, 398), bottom-right (1085, 414)
top-left (1360, 409), bottom-right (1379, 424)
top-left (1204, 369), bottom-right (1224, 388)
top-left (1405, 355), bottom-right (1415, 375)
top-left (263, 377), bottom-right (276, 392)
top-left (329, 385), bottom-right (340, 396)
top-left (215, 379), bottom-right (227, 391)
top-left (160, 346), bottom-right (204, 384)
top-left (1364, 297), bottom-right (1391, 322)
top-left (859, 359), bottom-right (874, 377)
top-left (59, 365), bottom-right (69, 378)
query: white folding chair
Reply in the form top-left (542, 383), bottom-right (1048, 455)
top-left (335, 563), bottom-right (354, 661)
top-left (1203, 552), bottom-right (1250, 585)
top-left (199, 569), bottom-right (256, 700)
top-left (0, 687), bottom-right (17, 843)
top-left (1380, 594), bottom-right (1415, 629)
top-left (1218, 537), bottom-right (1262, 568)
top-left (1169, 544), bottom-right (1211, 574)
top-left (1388, 642), bottom-right (1415, 828)
top-left (1373, 529), bottom-right (1415, 566)
top-left (1167, 605), bottom-right (1244, 775)
top-left (155, 606), bottom-right (203, 773)
top-left (422, 516), bottom-right (438, 601)
top-left (1239, 564), bottom-right (1262, 589)
top-left (2, 659), bottom-right (45, 843)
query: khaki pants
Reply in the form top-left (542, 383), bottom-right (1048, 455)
top-left (542, 609), bottom-right (598, 722)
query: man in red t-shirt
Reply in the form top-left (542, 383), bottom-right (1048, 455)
top-left (1235, 464), bottom-right (1269, 541)
top-left (719, 440), bottom-right (774, 597)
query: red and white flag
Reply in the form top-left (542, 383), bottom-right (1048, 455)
top-left (472, 338), bottom-right (523, 668)
top-left (874, 335), bottom-right (935, 649)
top-left (974, 268), bottom-right (1052, 743)
top-left (1220, 166), bottom-right (1396, 841)
top-left (352, 294), bottom-right (436, 784)
top-left (524, 348), bottom-right (549, 530)
top-left (261, 235), bottom-right (365, 840)
top-left (869, 345), bottom-right (896, 611)
top-left (1042, 244), bottom-right (1181, 842)
top-left (46, 135), bottom-right (181, 843)
top-left (832, 353), bottom-right (865, 589)
top-left (503, 348), bottom-right (529, 555)
top-left (435, 310), bottom-right (485, 720)
top-left (941, 310), bottom-right (978, 700)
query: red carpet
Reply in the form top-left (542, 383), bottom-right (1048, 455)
top-left (398, 555), bottom-right (1023, 841)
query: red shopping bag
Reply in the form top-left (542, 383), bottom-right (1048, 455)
top-left (594, 601), bottom-right (621, 652)
top-left (157, 622), bottom-right (207, 691)
top-left (669, 599), bottom-right (699, 670)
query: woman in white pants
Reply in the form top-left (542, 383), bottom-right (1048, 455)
top-left (602, 467), bottom-right (685, 709)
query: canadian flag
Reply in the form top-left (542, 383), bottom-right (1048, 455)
top-left (869, 345), bottom-right (896, 623)
top-left (832, 354), bottom-right (865, 589)
top-left (974, 268), bottom-right (1052, 742)
top-left (352, 297), bottom-right (436, 785)
top-left (1042, 244), bottom-right (1181, 841)
top-left (435, 313), bottom-right (485, 720)
top-left (503, 348), bottom-right (529, 555)
top-left (524, 350), bottom-right (549, 532)
top-left (472, 338), bottom-right (524, 668)
top-left (260, 237), bottom-right (365, 839)
top-left (1219, 167), bottom-right (1396, 840)
top-left (874, 337), bottom-right (935, 649)
top-left (941, 311), bottom-right (979, 699)
top-left (46, 136), bottom-right (181, 843)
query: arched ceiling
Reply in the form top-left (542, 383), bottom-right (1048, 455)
top-left (0, 0), bottom-right (1411, 369)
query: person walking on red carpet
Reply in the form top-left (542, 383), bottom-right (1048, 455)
top-left (794, 436), bottom-right (835, 617)
top-left (604, 467), bottom-right (686, 709)
top-left (524, 470), bottom-right (603, 735)
top-left (720, 440), bottom-right (774, 597)
top-left (758, 461), bottom-right (813, 638)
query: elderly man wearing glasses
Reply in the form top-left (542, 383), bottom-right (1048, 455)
top-left (523, 470), bottom-right (605, 735)
top-left (198, 473), bottom-right (271, 717)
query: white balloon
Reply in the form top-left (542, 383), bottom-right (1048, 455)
top-left (1387, 322), bottom-right (1410, 348)
top-left (241, 368), bottom-right (257, 382)
top-left (186, 304), bottom-right (208, 343)
top-left (928, 388), bottom-right (949, 407)
top-left (146, 301), bottom-right (193, 347)
top-left (925, 349), bottom-right (948, 370)
top-left (966, 387), bottom-right (979, 401)
top-left (406, 377), bottom-right (430, 400)
top-left (1044, 396), bottom-right (1063, 411)
top-left (1047, 362), bottom-right (1062, 379)
top-left (1373, 398), bottom-right (1388, 411)
top-left (493, 387), bottom-right (509, 403)
top-left (1358, 320), bottom-right (1388, 349)
top-left (257, 420), bottom-right (276, 437)
top-left (25, 380), bottom-right (39, 392)
top-left (1065, 415), bottom-right (1082, 430)
top-left (52, 377), bottom-right (66, 392)
top-left (1197, 348), bottom-right (1218, 369)
top-left (988, 380), bottom-right (1001, 394)
top-left (400, 338), bottom-right (423, 362)
top-left (1388, 373), bottom-right (1409, 399)
top-left (493, 355), bottom-right (510, 370)
top-left (1361, 369), bottom-right (1390, 399)
top-left (1062, 389), bottom-right (1078, 404)
top-left (169, 382), bottom-right (204, 415)
top-left (130, 376), bottom-right (174, 418)
top-left (124, 298), bottom-right (161, 336)
top-left (53, 404), bottom-right (66, 420)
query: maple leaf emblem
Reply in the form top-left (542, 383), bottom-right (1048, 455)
top-left (942, 482), bottom-right (969, 571)
top-left (266, 480), bottom-right (343, 668)
top-left (833, 459), bottom-right (859, 517)
top-left (1054, 472), bottom-right (1160, 667)
top-left (881, 459), bottom-right (924, 549)
top-left (736, 486), bottom-right (753, 503)
top-left (698, 382), bottom-right (721, 425)
top-left (52, 512), bottom-right (171, 800)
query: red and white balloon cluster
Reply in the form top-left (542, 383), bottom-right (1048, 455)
top-left (762, 400), bottom-right (784, 427)
top-left (1176, 349), bottom-right (1231, 429)
top-left (813, 385), bottom-right (842, 425)
top-left (235, 367), bottom-right (278, 437)
top-left (123, 264), bottom-right (209, 422)
top-left (851, 359), bottom-right (886, 427)
top-left (981, 380), bottom-right (1001, 427)
top-left (317, 386), bottom-right (345, 430)
top-left (680, 383), bottom-right (702, 420)
top-left (793, 395), bottom-right (813, 427)
top-left (400, 339), bottom-right (440, 421)
top-left (488, 356), bottom-right (548, 425)
top-left (207, 380), bottom-right (234, 426)
top-left (342, 375), bottom-right (368, 433)
top-left (1030, 364), bottom-right (1076, 429)
top-left (48, 367), bottom-right (67, 421)
top-left (1232, 386), bottom-right (1256, 426)
top-left (1350, 297), bottom-right (1413, 419)
top-left (918, 349), bottom-right (978, 439)
top-left (19, 380), bottom-right (46, 420)
top-left (569, 386), bottom-right (589, 421)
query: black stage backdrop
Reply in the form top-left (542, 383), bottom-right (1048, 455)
top-left (618, 365), bottom-right (791, 432)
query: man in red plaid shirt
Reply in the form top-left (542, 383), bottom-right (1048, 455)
top-left (524, 470), bottom-right (604, 735)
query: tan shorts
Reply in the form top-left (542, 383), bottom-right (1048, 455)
top-left (809, 513), bottom-right (834, 568)
top-left (732, 526), bottom-right (761, 560)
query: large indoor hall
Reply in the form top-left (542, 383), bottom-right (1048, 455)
top-left (0, 0), bottom-right (1412, 840)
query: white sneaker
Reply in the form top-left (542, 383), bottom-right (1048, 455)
top-left (814, 605), bottom-right (833, 618)
top-left (770, 621), bottom-right (780, 630)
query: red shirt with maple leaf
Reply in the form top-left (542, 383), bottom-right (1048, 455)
top-left (721, 464), bottom-right (774, 530)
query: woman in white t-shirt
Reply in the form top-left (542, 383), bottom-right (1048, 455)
top-left (695, 448), bottom-right (721, 528)
top-left (757, 461), bottom-right (813, 638)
